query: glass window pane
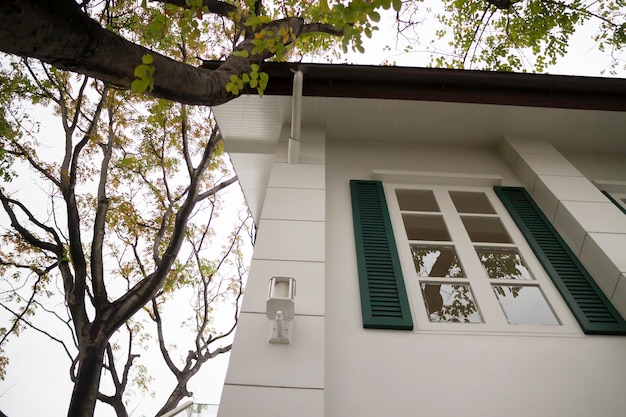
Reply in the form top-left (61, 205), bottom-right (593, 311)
top-left (421, 283), bottom-right (483, 323)
top-left (410, 245), bottom-right (465, 278)
top-left (396, 189), bottom-right (440, 212)
top-left (461, 216), bottom-right (512, 243)
top-left (493, 285), bottom-right (560, 325)
top-left (476, 247), bottom-right (533, 280)
top-left (402, 214), bottom-right (450, 241)
top-left (449, 191), bottom-right (496, 214)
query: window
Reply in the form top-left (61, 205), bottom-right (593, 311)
top-left (389, 185), bottom-right (567, 332)
top-left (350, 180), bottom-right (626, 335)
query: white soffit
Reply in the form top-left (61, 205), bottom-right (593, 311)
top-left (214, 93), bottom-right (626, 219)
top-left (293, 97), bottom-right (626, 154)
top-left (214, 95), bottom-right (284, 222)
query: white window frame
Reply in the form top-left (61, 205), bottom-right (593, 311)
top-left (384, 183), bottom-right (581, 335)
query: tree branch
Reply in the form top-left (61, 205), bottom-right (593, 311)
top-left (0, 0), bottom-right (345, 106)
top-left (197, 175), bottom-right (238, 201)
top-left (91, 93), bottom-right (113, 309)
top-left (0, 191), bottom-right (62, 255)
top-left (0, 302), bottom-right (74, 360)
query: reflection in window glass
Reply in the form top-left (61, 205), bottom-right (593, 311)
top-left (421, 283), bottom-right (483, 323)
top-left (476, 247), bottom-right (533, 280)
top-left (410, 245), bottom-right (464, 278)
top-left (402, 214), bottom-right (450, 241)
top-left (396, 189), bottom-right (440, 212)
top-left (461, 216), bottom-right (512, 243)
top-left (449, 191), bottom-right (496, 214)
top-left (493, 285), bottom-right (559, 325)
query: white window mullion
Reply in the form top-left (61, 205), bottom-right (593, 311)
top-left (435, 188), bottom-right (509, 326)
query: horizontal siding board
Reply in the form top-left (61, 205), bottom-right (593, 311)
top-left (351, 180), bottom-right (413, 330)
top-left (495, 186), bottom-right (626, 335)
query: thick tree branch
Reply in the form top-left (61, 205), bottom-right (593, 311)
top-left (152, 0), bottom-right (237, 20)
top-left (0, 0), bottom-right (344, 106)
top-left (91, 97), bottom-right (113, 309)
top-left (486, 0), bottom-right (512, 9)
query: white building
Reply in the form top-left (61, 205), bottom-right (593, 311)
top-left (212, 63), bottom-right (626, 417)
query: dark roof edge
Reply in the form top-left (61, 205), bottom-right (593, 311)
top-left (205, 61), bottom-right (626, 111)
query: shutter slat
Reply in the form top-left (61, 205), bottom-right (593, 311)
top-left (495, 186), bottom-right (626, 335)
top-left (351, 180), bottom-right (413, 330)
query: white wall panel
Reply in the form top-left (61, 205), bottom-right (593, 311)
top-left (261, 188), bottom-right (325, 221)
top-left (241, 259), bottom-right (325, 316)
top-left (218, 385), bottom-right (323, 417)
top-left (253, 220), bottom-right (325, 262)
top-left (268, 163), bottom-right (325, 189)
top-left (224, 313), bottom-right (324, 388)
top-left (612, 274), bottom-right (626, 318)
top-left (533, 175), bottom-right (607, 221)
top-left (580, 233), bottom-right (626, 298)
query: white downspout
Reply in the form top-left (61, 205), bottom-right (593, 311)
top-left (288, 70), bottom-right (303, 164)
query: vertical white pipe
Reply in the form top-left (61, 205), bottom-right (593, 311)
top-left (288, 70), bottom-right (303, 164)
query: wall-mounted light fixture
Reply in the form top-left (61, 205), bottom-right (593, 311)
top-left (266, 276), bottom-right (296, 344)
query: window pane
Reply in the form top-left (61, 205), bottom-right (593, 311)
top-left (476, 247), bottom-right (533, 280)
top-left (396, 189), bottom-right (440, 212)
top-left (493, 285), bottom-right (560, 325)
top-left (449, 191), bottom-right (496, 214)
top-left (461, 216), bottom-right (512, 243)
top-left (410, 245), bottom-right (464, 278)
top-left (402, 214), bottom-right (450, 241)
top-left (421, 283), bottom-right (483, 323)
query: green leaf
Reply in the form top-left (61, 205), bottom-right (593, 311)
top-left (131, 79), bottom-right (148, 92)
top-left (232, 50), bottom-right (250, 58)
top-left (369, 11), bottom-right (381, 22)
top-left (142, 54), bottom-right (154, 65)
top-left (134, 66), bottom-right (148, 77)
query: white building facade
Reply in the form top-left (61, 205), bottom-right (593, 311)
top-left (213, 64), bottom-right (626, 417)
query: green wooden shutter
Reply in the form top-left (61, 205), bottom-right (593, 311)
top-left (602, 191), bottom-right (626, 215)
top-left (350, 180), bottom-right (413, 330)
top-left (495, 186), bottom-right (626, 335)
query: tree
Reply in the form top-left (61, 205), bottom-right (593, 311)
top-left (0, 0), bottom-right (384, 105)
top-left (0, 56), bottom-right (251, 417)
top-left (426, 0), bottom-right (626, 72)
top-left (1, 0), bottom-right (626, 110)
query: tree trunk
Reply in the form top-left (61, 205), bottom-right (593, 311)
top-left (67, 341), bottom-right (107, 417)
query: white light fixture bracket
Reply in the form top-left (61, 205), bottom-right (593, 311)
top-left (266, 277), bottom-right (296, 344)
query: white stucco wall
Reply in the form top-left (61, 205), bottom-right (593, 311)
top-left (325, 141), bottom-right (626, 417)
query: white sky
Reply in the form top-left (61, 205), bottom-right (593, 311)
top-left (0, 4), bottom-right (623, 417)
